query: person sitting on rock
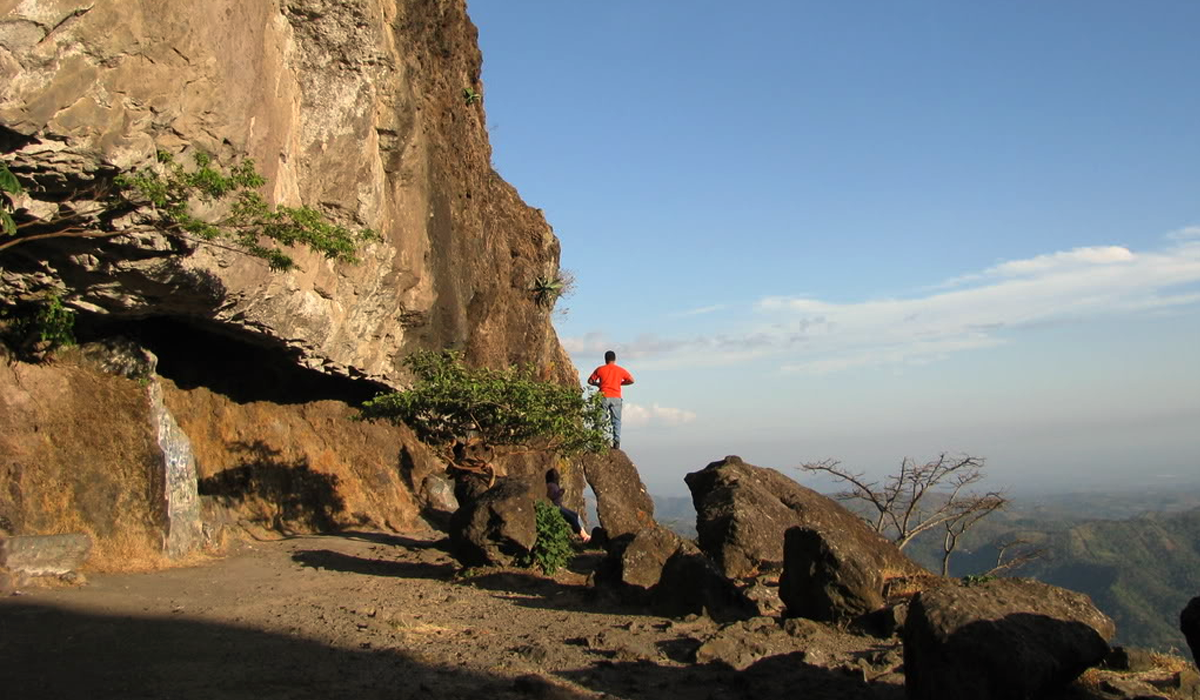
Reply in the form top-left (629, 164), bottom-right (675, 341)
top-left (545, 468), bottom-right (590, 542)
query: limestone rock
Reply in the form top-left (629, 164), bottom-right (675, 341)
top-left (903, 578), bottom-right (1116, 700)
top-left (449, 478), bottom-right (536, 568)
top-left (687, 454), bottom-right (922, 581)
top-left (1184, 596), bottom-right (1200, 669)
top-left (580, 449), bottom-right (655, 540)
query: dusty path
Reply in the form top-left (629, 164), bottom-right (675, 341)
top-left (0, 531), bottom-right (901, 700)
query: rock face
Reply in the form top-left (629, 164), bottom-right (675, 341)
top-left (686, 456), bottom-right (921, 581)
top-left (1183, 596), bottom-right (1200, 668)
top-left (580, 450), bottom-right (655, 540)
top-left (449, 478), bottom-right (535, 568)
top-left (903, 578), bottom-right (1116, 700)
top-left (1, 0), bottom-right (573, 385)
top-left (0, 0), bottom-right (580, 567)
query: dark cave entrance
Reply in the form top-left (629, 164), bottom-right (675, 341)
top-left (78, 315), bottom-right (390, 406)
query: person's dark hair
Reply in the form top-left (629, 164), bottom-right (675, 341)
top-left (604, 350), bottom-right (616, 363)
top-left (545, 468), bottom-right (560, 484)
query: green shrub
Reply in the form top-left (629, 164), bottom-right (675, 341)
top-left (359, 350), bottom-right (609, 477)
top-left (1, 293), bottom-right (76, 358)
top-left (521, 500), bottom-right (574, 575)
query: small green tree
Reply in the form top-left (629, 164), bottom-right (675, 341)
top-left (1, 151), bottom-right (377, 271)
top-left (520, 500), bottom-right (575, 575)
top-left (359, 350), bottom-right (609, 482)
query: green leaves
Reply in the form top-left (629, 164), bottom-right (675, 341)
top-left (0, 160), bottom-right (21, 237)
top-left (113, 151), bottom-right (376, 271)
top-left (359, 349), bottom-right (610, 457)
top-left (462, 86), bottom-right (481, 105)
top-left (520, 500), bottom-right (575, 575)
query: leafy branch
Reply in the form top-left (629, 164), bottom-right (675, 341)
top-left (1, 151), bottom-right (379, 271)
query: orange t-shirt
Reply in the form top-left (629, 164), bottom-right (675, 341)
top-left (588, 363), bottom-right (633, 398)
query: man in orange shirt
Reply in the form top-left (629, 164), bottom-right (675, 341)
top-left (587, 350), bottom-right (635, 449)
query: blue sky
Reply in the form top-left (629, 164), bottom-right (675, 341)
top-left (468, 1), bottom-right (1200, 496)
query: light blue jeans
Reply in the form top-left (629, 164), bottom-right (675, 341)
top-left (603, 397), bottom-right (622, 447)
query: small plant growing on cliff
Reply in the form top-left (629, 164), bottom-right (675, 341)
top-left (462, 86), bottom-right (481, 105)
top-left (1, 160), bottom-right (21, 236)
top-left (0, 292), bottom-right (76, 359)
top-left (0, 150), bottom-right (378, 271)
top-left (358, 349), bottom-right (609, 482)
top-left (532, 270), bottom-right (575, 309)
top-left (519, 500), bottom-right (575, 575)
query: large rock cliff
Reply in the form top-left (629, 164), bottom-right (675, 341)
top-left (0, 0), bottom-right (581, 568)
top-left (1, 0), bottom-right (571, 382)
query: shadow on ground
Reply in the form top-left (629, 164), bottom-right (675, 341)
top-left (0, 601), bottom-right (586, 700)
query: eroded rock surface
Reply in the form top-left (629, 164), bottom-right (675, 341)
top-left (903, 578), bottom-right (1115, 700)
top-left (580, 449), bottom-right (655, 540)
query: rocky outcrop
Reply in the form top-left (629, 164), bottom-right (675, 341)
top-left (686, 455), bottom-right (922, 581)
top-left (448, 478), bottom-right (535, 568)
top-left (1183, 596), bottom-right (1200, 668)
top-left (903, 578), bottom-right (1115, 700)
top-left (1, 0), bottom-right (573, 385)
top-left (779, 525), bottom-right (913, 626)
top-left (580, 449), bottom-right (655, 539)
top-left (595, 524), bottom-right (684, 592)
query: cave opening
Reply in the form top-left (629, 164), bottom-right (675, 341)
top-left (78, 315), bottom-right (390, 406)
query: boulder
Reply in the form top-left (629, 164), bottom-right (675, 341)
top-left (903, 578), bottom-right (1116, 700)
top-left (1183, 596), bottom-right (1200, 669)
top-left (652, 549), bottom-right (758, 623)
top-left (580, 450), bottom-right (655, 540)
top-left (448, 478), bottom-right (535, 568)
top-left (779, 525), bottom-right (903, 625)
top-left (0, 533), bottom-right (92, 577)
top-left (594, 524), bottom-right (684, 592)
top-left (685, 455), bottom-right (922, 580)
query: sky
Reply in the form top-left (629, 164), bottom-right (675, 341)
top-left (467, 1), bottom-right (1200, 497)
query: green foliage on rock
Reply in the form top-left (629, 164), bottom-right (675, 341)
top-left (1, 160), bottom-right (21, 237)
top-left (0, 292), bottom-right (76, 358)
top-left (113, 151), bottom-right (378, 271)
top-left (520, 500), bottom-right (575, 575)
top-left (1, 150), bottom-right (378, 271)
top-left (359, 350), bottom-right (610, 469)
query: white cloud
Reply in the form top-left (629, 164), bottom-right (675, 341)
top-left (563, 235), bottom-right (1200, 375)
top-left (676, 304), bottom-right (728, 317)
top-left (1168, 225), bottom-right (1200, 241)
top-left (622, 402), bottom-right (698, 429)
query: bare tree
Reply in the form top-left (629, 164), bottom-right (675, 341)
top-left (982, 538), bottom-right (1047, 577)
top-left (800, 453), bottom-right (1007, 553)
top-left (939, 493), bottom-right (1006, 575)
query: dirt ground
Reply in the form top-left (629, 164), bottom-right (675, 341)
top-left (0, 530), bottom-right (906, 700)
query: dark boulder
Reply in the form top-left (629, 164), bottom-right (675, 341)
top-left (1183, 596), bottom-right (1200, 669)
top-left (448, 478), bottom-right (535, 567)
top-left (653, 549), bottom-right (757, 623)
top-left (903, 578), bottom-right (1115, 700)
top-left (580, 450), bottom-right (655, 540)
top-left (594, 524), bottom-right (684, 593)
top-left (779, 525), bottom-right (907, 625)
top-left (685, 455), bottom-right (922, 581)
